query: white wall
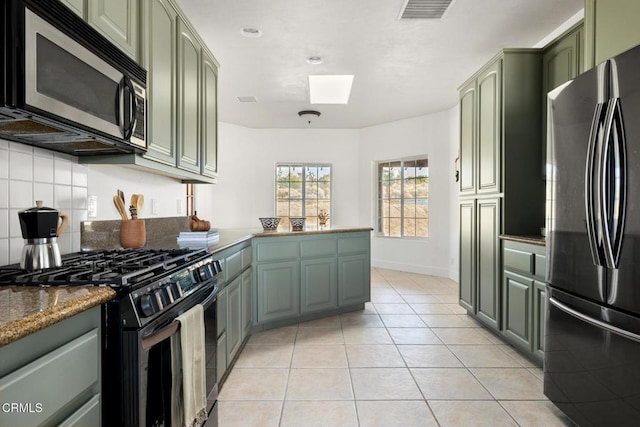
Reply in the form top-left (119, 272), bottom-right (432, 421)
top-left (196, 123), bottom-right (361, 229)
top-left (448, 105), bottom-right (460, 282)
top-left (358, 109), bottom-right (458, 278)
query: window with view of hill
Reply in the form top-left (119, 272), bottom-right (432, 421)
top-left (377, 157), bottom-right (429, 238)
top-left (276, 164), bottom-right (331, 229)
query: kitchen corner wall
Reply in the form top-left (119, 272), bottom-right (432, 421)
top-left (0, 138), bottom-right (88, 265)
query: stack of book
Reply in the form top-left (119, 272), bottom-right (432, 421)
top-left (176, 230), bottom-right (219, 247)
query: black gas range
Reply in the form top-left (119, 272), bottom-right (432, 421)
top-left (0, 248), bottom-right (221, 427)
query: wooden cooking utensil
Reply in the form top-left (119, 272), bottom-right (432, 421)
top-left (113, 195), bottom-right (128, 220)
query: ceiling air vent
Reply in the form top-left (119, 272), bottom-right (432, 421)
top-left (237, 96), bottom-right (258, 103)
top-left (398, 0), bottom-right (453, 20)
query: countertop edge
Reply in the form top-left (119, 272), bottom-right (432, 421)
top-left (500, 234), bottom-right (546, 246)
top-left (253, 227), bottom-right (373, 238)
top-left (0, 287), bottom-right (115, 347)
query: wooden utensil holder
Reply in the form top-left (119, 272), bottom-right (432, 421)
top-left (120, 219), bottom-right (146, 249)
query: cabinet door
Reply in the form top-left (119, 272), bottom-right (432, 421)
top-left (59, 0), bottom-right (85, 17)
top-left (503, 271), bottom-right (533, 351)
top-left (226, 278), bottom-right (242, 363)
top-left (216, 333), bottom-right (227, 382)
top-left (301, 257), bottom-right (338, 314)
top-left (458, 200), bottom-right (476, 312)
top-left (201, 51), bottom-right (218, 178)
top-left (87, 0), bottom-right (138, 59)
top-left (338, 254), bottom-right (370, 306)
top-left (241, 268), bottom-right (252, 336)
top-left (256, 261), bottom-right (299, 323)
top-left (543, 27), bottom-right (582, 95)
top-left (476, 198), bottom-right (500, 330)
top-left (459, 81), bottom-right (476, 195)
top-left (585, 0), bottom-right (640, 68)
top-left (144, 0), bottom-right (177, 166)
top-left (533, 280), bottom-right (547, 360)
top-left (176, 19), bottom-right (201, 173)
top-left (477, 60), bottom-right (501, 193)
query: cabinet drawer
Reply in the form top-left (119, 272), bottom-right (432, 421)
top-left (301, 238), bottom-right (336, 258)
top-left (534, 254), bottom-right (546, 279)
top-left (338, 236), bottom-right (369, 255)
top-left (0, 329), bottom-right (98, 427)
top-left (226, 251), bottom-right (243, 280)
top-left (503, 248), bottom-right (534, 274)
top-left (255, 241), bottom-right (298, 262)
top-left (58, 394), bottom-right (100, 427)
top-left (242, 246), bottom-right (252, 269)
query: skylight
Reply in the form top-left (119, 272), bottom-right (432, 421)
top-left (308, 75), bottom-right (354, 104)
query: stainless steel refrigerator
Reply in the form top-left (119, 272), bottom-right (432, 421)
top-left (545, 43), bottom-right (640, 426)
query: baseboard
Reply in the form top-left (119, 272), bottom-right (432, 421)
top-left (371, 259), bottom-right (450, 278)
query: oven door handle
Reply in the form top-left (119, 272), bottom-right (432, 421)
top-left (141, 321), bottom-right (180, 350)
top-left (201, 285), bottom-right (218, 310)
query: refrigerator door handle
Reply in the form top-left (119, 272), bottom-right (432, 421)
top-left (600, 97), bottom-right (627, 269)
top-left (550, 297), bottom-right (640, 343)
top-left (585, 102), bottom-right (609, 266)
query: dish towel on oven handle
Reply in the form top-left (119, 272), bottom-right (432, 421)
top-left (170, 304), bottom-right (208, 427)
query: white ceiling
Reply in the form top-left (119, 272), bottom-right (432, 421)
top-left (177, 0), bottom-right (583, 129)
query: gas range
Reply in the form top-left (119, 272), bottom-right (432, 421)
top-left (0, 248), bottom-right (221, 328)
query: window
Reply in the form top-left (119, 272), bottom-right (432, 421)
top-left (377, 157), bottom-right (429, 238)
top-left (276, 163), bottom-right (331, 229)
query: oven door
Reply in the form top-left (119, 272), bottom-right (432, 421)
top-left (23, 7), bottom-right (142, 146)
top-left (105, 283), bottom-right (218, 427)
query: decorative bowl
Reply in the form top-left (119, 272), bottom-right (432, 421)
top-left (290, 217), bottom-right (306, 231)
top-left (259, 217), bottom-right (280, 231)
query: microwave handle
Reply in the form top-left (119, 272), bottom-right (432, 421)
top-left (117, 76), bottom-right (137, 140)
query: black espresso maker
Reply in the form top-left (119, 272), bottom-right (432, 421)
top-left (18, 201), bottom-right (69, 271)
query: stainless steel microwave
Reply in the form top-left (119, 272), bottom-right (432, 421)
top-left (0, 0), bottom-right (147, 155)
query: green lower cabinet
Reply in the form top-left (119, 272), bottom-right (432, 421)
top-left (216, 333), bottom-right (227, 383)
top-left (256, 260), bottom-right (300, 323)
top-left (300, 257), bottom-right (338, 314)
top-left (338, 254), bottom-right (370, 306)
top-left (226, 277), bottom-right (243, 363)
top-left (502, 271), bottom-right (533, 351)
top-left (533, 280), bottom-right (547, 360)
top-left (476, 198), bottom-right (501, 330)
top-left (242, 268), bottom-right (252, 336)
top-left (459, 200), bottom-right (476, 312)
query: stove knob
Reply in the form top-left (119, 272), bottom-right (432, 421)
top-left (138, 294), bottom-right (156, 317)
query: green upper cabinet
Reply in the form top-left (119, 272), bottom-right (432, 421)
top-left (87, 0), bottom-right (138, 60)
top-left (201, 51), bottom-right (219, 178)
top-left (459, 81), bottom-right (476, 195)
top-left (476, 60), bottom-right (501, 194)
top-left (585, 0), bottom-right (640, 69)
top-left (144, 0), bottom-right (177, 166)
top-left (177, 19), bottom-right (201, 173)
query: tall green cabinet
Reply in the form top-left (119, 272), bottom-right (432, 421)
top-left (458, 49), bottom-right (544, 331)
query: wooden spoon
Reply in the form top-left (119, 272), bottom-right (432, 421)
top-left (136, 194), bottom-right (144, 217)
top-left (113, 195), bottom-right (128, 220)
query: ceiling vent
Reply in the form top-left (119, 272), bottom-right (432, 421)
top-left (237, 96), bottom-right (258, 103)
top-left (398, 0), bottom-right (453, 20)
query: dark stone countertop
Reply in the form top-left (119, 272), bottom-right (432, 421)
top-left (500, 234), bottom-right (546, 246)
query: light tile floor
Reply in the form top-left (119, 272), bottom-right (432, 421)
top-left (218, 268), bottom-right (575, 427)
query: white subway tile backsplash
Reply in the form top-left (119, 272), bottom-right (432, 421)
top-left (9, 151), bottom-right (33, 181)
top-left (72, 163), bottom-right (88, 187)
top-left (0, 179), bottom-right (7, 208)
top-left (34, 155), bottom-right (55, 183)
top-left (9, 209), bottom-right (21, 238)
top-left (34, 183), bottom-right (55, 206)
top-left (0, 149), bottom-right (8, 179)
top-left (0, 209), bottom-right (7, 238)
top-left (54, 184), bottom-right (73, 209)
top-left (71, 232), bottom-right (81, 253)
top-left (72, 186), bottom-right (88, 209)
top-left (0, 139), bottom-right (8, 150)
top-left (0, 239), bottom-right (8, 265)
top-left (33, 146), bottom-right (54, 158)
top-left (9, 237), bottom-right (23, 264)
top-left (57, 233), bottom-right (72, 255)
top-left (9, 180), bottom-right (33, 209)
top-left (9, 141), bottom-right (33, 154)
top-left (71, 209), bottom-right (88, 233)
top-left (54, 157), bottom-right (73, 185)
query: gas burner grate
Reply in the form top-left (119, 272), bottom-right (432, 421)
top-left (0, 248), bottom-right (207, 288)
